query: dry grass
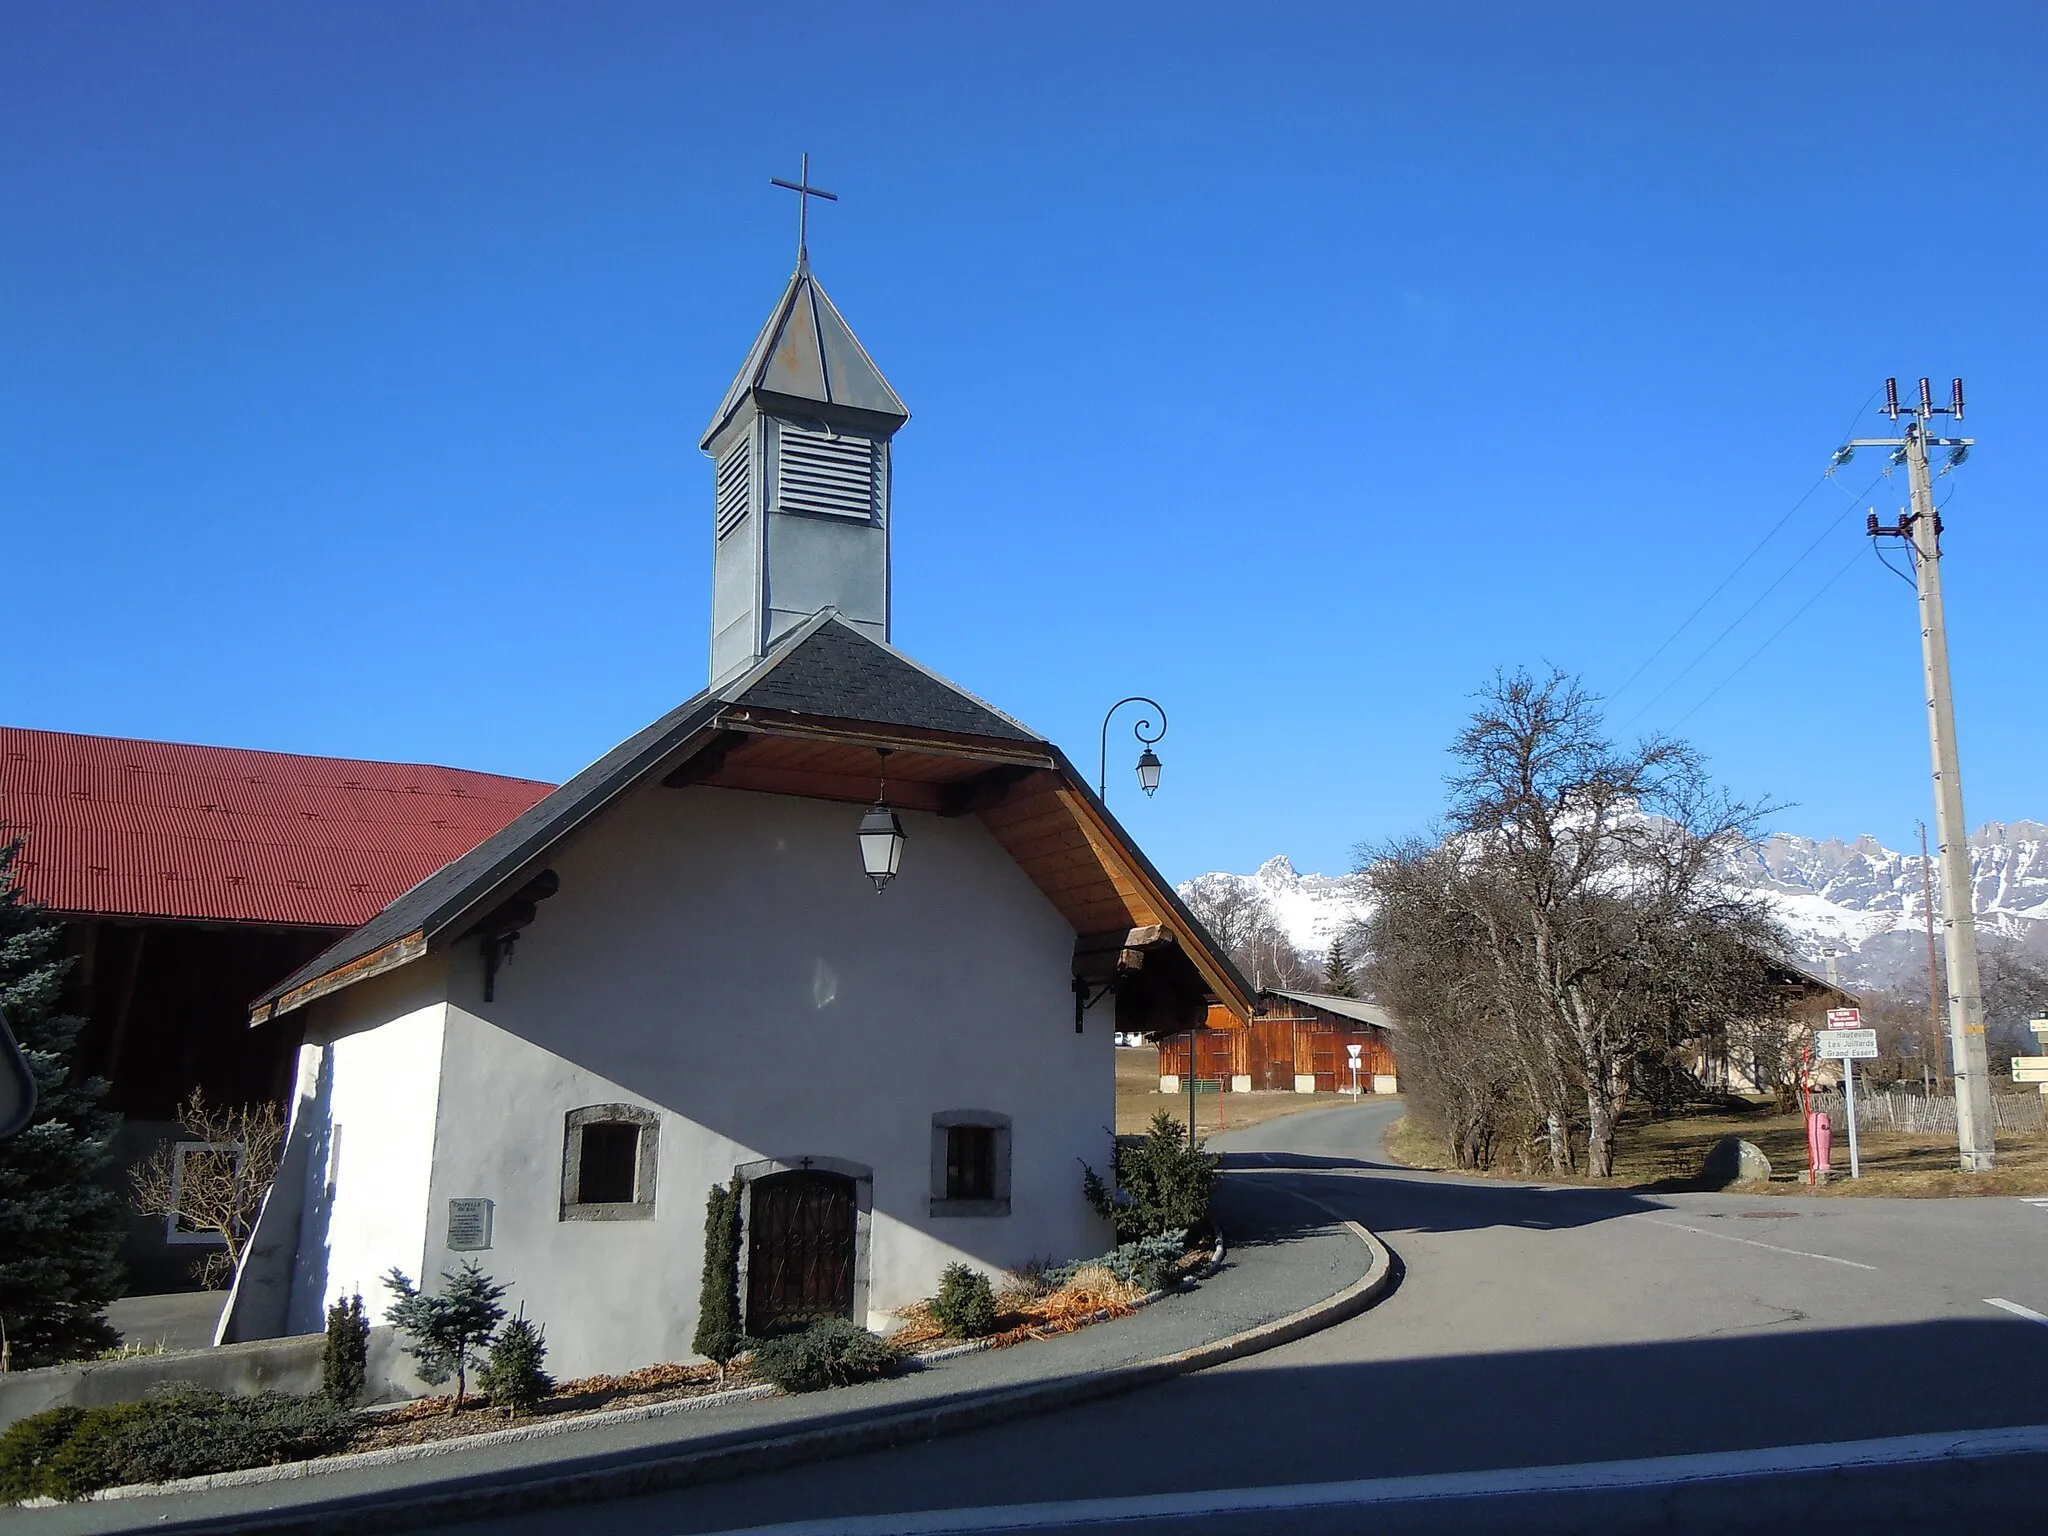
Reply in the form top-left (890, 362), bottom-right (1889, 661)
top-left (887, 1264), bottom-right (1150, 1355)
top-left (1114, 1046), bottom-right (1370, 1137)
top-left (1383, 1102), bottom-right (2048, 1198)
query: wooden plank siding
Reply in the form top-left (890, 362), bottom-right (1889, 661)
top-left (1157, 992), bottom-right (1396, 1093)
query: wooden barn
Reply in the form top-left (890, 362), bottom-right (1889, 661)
top-left (0, 725), bottom-right (552, 1286)
top-left (1158, 988), bottom-right (1399, 1096)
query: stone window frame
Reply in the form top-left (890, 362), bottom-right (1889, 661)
top-left (560, 1103), bottom-right (660, 1222)
top-left (929, 1110), bottom-right (1012, 1218)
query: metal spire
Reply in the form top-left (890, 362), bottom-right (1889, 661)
top-left (770, 152), bottom-right (838, 267)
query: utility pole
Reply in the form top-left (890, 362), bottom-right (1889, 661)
top-left (1854, 377), bottom-right (1994, 1171)
top-left (1918, 822), bottom-right (1944, 1093)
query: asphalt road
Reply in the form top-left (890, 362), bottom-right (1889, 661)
top-left (455, 1102), bottom-right (2048, 1535)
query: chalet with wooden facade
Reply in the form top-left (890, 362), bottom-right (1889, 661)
top-left (1159, 988), bottom-right (1399, 1096)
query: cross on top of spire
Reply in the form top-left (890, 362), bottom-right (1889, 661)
top-left (769, 152), bottom-right (838, 266)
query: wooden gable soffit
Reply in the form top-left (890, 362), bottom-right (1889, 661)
top-left (661, 730), bottom-right (744, 787)
top-left (713, 709), bottom-right (1054, 768)
top-left (939, 764), bottom-right (1043, 818)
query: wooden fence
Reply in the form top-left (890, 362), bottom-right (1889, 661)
top-left (1811, 1089), bottom-right (2046, 1136)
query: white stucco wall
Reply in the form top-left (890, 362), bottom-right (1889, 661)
top-left (296, 782), bottom-right (1113, 1379)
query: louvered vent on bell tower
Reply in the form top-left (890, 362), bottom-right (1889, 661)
top-left (715, 439), bottom-right (750, 540)
top-left (776, 422), bottom-right (877, 521)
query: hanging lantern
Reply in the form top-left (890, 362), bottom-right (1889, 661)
top-left (858, 802), bottom-right (907, 891)
top-left (857, 747), bottom-right (905, 892)
top-left (1135, 746), bottom-right (1162, 798)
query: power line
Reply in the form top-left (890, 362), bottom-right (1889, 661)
top-left (1607, 386), bottom-right (1885, 707)
top-left (1616, 468), bottom-right (1886, 731)
top-left (1667, 542), bottom-right (1868, 728)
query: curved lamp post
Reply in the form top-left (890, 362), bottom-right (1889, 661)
top-left (1098, 697), bottom-right (1167, 806)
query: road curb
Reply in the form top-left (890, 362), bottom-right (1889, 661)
top-left (85, 1195), bottom-right (1393, 1535)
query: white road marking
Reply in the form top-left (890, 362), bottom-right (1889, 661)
top-left (2022, 1197), bottom-right (2048, 1213)
top-left (1986, 1297), bottom-right (2048, 1326)
top-left (701, 1425), bottom-right (2048, 1534)
top-left (1636, 1217), bottom-right (1877, 1270)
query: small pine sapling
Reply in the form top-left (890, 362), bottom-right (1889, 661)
top-left (931, 1263), bottom-right (998, 1337)
top-left (691, 1179), bottom-right (745, 1380)
top-left (320, 1294), bottom-right (370, 1405)
top-left (1083, 1111), bottom-right (1218, 1242)
top-left (381, 1261), bottom-right (507, 1413)
top-left (478, 1310), bottom-right (553, 1417)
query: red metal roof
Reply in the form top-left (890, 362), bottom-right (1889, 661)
top-left (0, 726), bottom-right (555, 929)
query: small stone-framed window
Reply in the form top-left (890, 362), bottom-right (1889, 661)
top-left (929, 1110), bottom-right (1011, 1218)
top-left (561, 1104), bottom-right (659, 1221)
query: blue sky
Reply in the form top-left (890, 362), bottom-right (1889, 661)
top-left (4, 3), bottom-right (2044, 884)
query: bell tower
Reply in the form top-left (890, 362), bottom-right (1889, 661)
top-left (702, 251), bottom-right (910, 688)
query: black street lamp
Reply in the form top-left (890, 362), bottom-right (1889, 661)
top-left (1099, 697), bottom-right (1167, 806)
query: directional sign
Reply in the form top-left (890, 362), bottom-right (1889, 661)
top-left (2032, 1016), bottom-right (2048, 1039)
top-left (1816, 1028), bottom-right (1878, 1060)
top-left (2011, 1056), bottom-right (2048, 1084)
top-left (1827, 1007), bottom-right (1862, 1029)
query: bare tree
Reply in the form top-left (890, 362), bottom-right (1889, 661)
top-left (131, 1092), bottom-right (284, 1289)
top-left (1180, 879), bottom-right (1314, 991)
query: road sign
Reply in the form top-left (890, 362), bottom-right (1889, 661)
top-left (2031, 1015), bottom-right (2048, 1038)
top-left (2011, 1056), bottom-right (2048, 1084)
top-left (1346, 1044), bottom-right (1363, 1060)
top-left (1816, 1028), bottom-right (1878, 1060)
top-left (1826, 1007), bottom-right (1862, 1029)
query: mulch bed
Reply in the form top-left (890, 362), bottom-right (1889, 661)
top-left (347, 1360), bottom-right (747, 1451)
top-left (342, 1251), bottom-right (1214, 1453)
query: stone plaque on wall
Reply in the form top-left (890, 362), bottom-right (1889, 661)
top-left (447, 1197), bottom-right (493, 1251)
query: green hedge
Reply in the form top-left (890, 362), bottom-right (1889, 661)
top-left (0, 1388), bottom-right (353, 1503)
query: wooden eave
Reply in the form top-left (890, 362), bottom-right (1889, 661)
top-left (252, 928), bottom-right (427, 1024)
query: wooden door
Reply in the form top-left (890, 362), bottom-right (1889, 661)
top-left (746, 1171), bottom-right (856, 1336)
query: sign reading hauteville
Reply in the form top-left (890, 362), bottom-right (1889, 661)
top-left (1816, 1029), bottom-right (1878, 1061)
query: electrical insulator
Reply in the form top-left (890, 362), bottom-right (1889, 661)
top-left (1918, 378), bottom-right (1934, 417)
top-left (1885, 378), bottom-right (1900, 418)
top-left (1951, 378), bottom-right (1965, 420)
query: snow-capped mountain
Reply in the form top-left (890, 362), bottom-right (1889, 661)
top-left (1182, 822), bottom-right (2048, 988)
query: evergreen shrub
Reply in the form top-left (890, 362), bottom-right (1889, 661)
top-left (749, 1319), bottom-right (901, 1393)
top-left (478, 1312), bottom-right (554, 1415)
top-left (320, 1294), bottom-right (369, 1405)
top-left (382, 1261), bottom-right (507, 1411)
top-left (1048, 1232), bottom-right (1189, 1295)
top-left (0, 1388), bottom-right (352, 1503)
top-left (1082, 1111), bottom-right (1218, 1242)
top-left (0, 839), bottom-right (126, 1367)
top-left (692, 1179), bottom-right (745, 1372)
top-left (930, 1263), bottom-right (998, 1337)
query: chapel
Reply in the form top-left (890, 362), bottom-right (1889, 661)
top-left (219, 241), bottom-right (1249, 1377)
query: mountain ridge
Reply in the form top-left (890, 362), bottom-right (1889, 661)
top-left (1182, 822), bottom-right (2048, 989)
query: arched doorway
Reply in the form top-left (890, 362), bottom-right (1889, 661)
top-left (745, 1168), bottom-right (857, 1336)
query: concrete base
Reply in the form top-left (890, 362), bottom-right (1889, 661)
top-left (1294, 1075), bottom-right (1317, 1094)
top-left (1229, 1075), bottom-right (1252, 1094)
top-left (1159, 1075), bottom-right (1180, 1094)
top-left (0, 1325), bottom-right (431, 1433)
